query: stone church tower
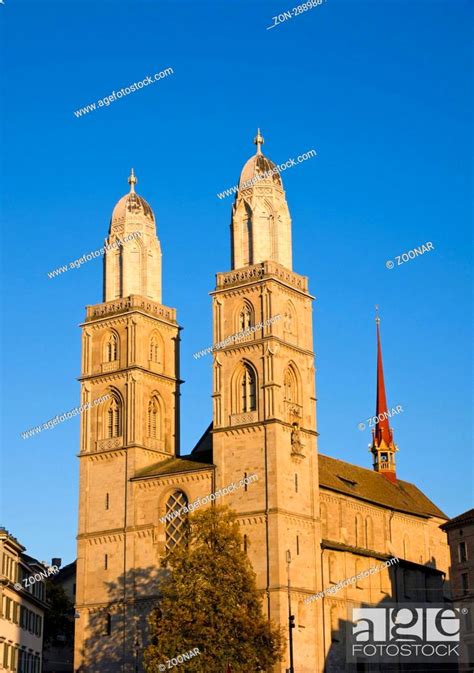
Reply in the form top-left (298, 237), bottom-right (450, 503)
top-left (74, 171), bottom-right (182, 671)
top-left (211, 130), bottom-right (323, 671)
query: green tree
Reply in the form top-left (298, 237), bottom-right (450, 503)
top-left (43, 580), bottom-right (75, 648)
top-left (144, 506), bottom-right (284, 672)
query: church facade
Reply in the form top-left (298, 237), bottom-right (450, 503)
top-left (74, 133), bottom-right (451, 673)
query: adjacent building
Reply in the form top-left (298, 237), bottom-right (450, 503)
top-left (441, 509), bottom-right (474, 671)
top-left (0, 528), bottom-right (46, 673)
top-left (74, 132), bottom-right (453, 673)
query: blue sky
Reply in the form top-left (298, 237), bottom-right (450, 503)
top-left (1, 0), bottom-right (472, 564)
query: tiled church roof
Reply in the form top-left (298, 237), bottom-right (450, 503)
top-left (318, 454), bottom-right (447, 519)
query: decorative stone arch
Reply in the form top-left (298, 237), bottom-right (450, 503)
top-left (283, 361), bottom-right (301, 405)
top-left (233, 199), bottom-right (253, 267)
top-left (231, 360), bottom-right (258, 414)
top-left (102, 328), bottom-right (120, 363)
top-left (123, 232), bottom-right (145, 296)
top-left (283, 300), bottom-right (298, 341)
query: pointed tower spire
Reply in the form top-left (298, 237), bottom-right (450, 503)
top-left (370, 308), bottom-right (398, 482)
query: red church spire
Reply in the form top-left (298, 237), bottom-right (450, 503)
top-left (370, 308), bottom-right (398, 482)
top-left (374, 311), bottom-right (392, 446)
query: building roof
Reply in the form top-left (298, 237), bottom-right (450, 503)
top-left (318, 454), bottom-right (447, 519)
top-left (133, 455), bottom-right (214, 480)
top-left (440, 508), bottom-right (474, 530)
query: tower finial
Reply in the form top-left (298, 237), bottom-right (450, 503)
top-left (128, 168), bottom-right (137, 193)
top-left (375, 304), bottom-right (380, 325)
top-left (253, 128), bottom-right (264, 155)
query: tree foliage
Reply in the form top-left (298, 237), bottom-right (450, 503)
top-left (43, 579), bottom-right (75, 648)
top-left (144, 506), bottom-right (284, 672)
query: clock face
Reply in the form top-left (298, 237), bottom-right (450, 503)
top-left (381, 453), bottom-right (388, 462)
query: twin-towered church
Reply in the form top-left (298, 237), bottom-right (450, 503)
top-left (74, 132), bottom-right (451, 672)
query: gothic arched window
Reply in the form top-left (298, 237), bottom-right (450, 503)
top-left (241, 365), bottom-right (256, 412)
top-left (105, 333), bottom-right (118, 362)
top-left (149, 335), bottom-right (160, 363)
top-left (165, 491), bottom-right (188, 551)
top-left (147, 397), bottom-right (160, 439)
top-left (239, 302), bottom-right (254, 332)
top-left (107, 397), bottom-right (121, 438)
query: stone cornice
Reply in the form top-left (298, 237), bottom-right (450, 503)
top-left (78, 365), bottom-right (181, 385)
top-left (212, 261), bottom-right (313, 298)
top-left (83, 295), bottom-right (178, 326)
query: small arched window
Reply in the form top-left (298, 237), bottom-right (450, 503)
top-left (403, 535), bottom-right (410, 559)
top-left (104, 613), bottom-right (112, 636)
top-left (165, 491), bottom-right (188, 551)
top-left (320, 502), bottom-right (328, 539)
top-left (243, 534), bottom-right (248, 553)
top-left (105, 333), bottom-right (118, 362)
top-left (107, 397), bottom-right (121, 438)
top-left (149, 335), bottom-right (160, 363)
top-left (355, 513), bottom-right (364, 547)
top-left (241, 365), bottom-right (256, 412)
top-left (147, 397), bottom-right (160, 439)
top-left (239, 303), bottom-right (254, 332)
top-left (365, 516), bottom-right (373, 549)
top-left (329, 553), bottom-right (337, 583)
